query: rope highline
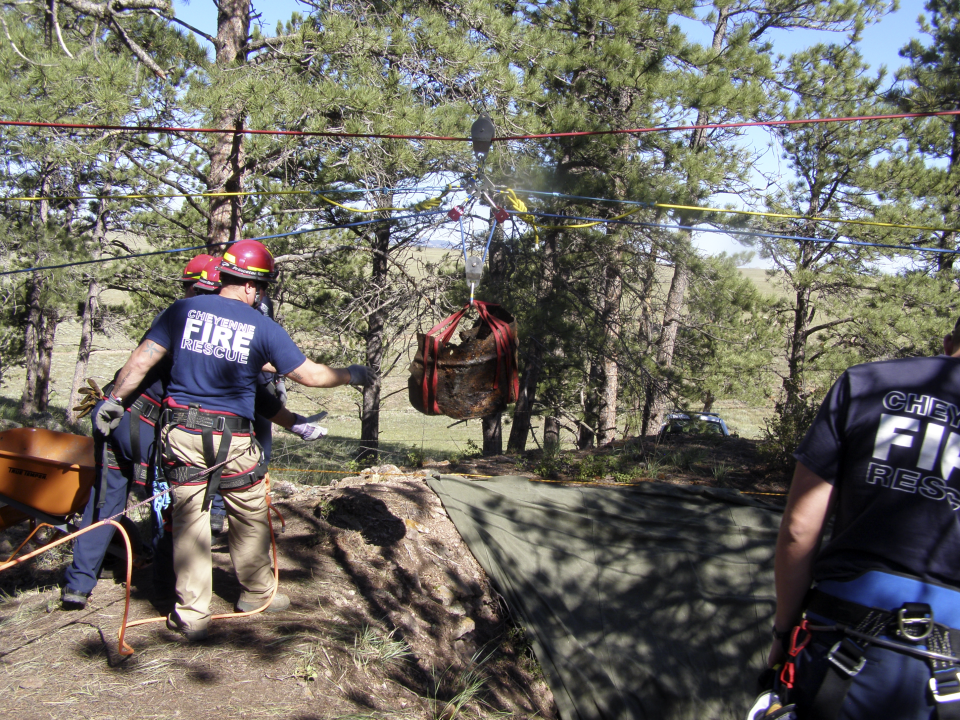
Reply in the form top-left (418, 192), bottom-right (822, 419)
top-left (2, 108), bottom-right (960, 142)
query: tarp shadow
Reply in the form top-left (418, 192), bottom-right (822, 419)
top-left (428, 475), bottom-right (782, 720)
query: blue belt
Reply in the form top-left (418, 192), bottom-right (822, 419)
top-left (816, 571), bottom-right (960, 629)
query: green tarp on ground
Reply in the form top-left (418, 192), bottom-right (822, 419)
top-left (426, 475), bottom-right (784, 720)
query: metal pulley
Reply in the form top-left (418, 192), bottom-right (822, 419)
top-left (471, 115), bottom-right (495, 161)
top-left (465, 256), bottom-right (483, 283)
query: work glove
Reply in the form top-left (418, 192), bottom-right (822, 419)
top-left (290, 414), bottom-right (328, 441)
top-left (275, 376), bottom-right (287, 406)
top-left (73, 378), bottom-right (105, 419)
top-left (94, 396), bottom-right (125, 436)
top-left (347, 364), bottom-right (376, 386)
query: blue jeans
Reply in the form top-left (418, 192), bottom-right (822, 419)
top-left (792, 628), bottom-right (935, 720)
top-left (63, 401), bottom-right (134, 595)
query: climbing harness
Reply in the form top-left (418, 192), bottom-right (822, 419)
top-left (160, 399), bottom-right (265, 512)
top-left (778, 572), bottom-right (960, 719)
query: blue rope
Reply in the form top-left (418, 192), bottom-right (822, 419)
top-left (0, 209), bottom-right (448, 277)
top-left (521, 210), bottom-right (960, 256)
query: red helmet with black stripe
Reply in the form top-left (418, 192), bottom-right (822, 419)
top-left (180, 253), bottom-right (214, 283)
top-left (220, 240), bottom-right (276, 283)
top-left (194, 257), bottom-right (223, 294)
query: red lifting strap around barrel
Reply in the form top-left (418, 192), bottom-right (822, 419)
top-left (420, 300), bottom-right (519, 416)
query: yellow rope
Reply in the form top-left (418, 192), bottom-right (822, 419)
top-left (270, 466), bottom-right (786, 495)
top-left (502, 188), bottom-right (540, 244)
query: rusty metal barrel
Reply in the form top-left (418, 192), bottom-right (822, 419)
top-left (409, 304), bottom-right (518, 420)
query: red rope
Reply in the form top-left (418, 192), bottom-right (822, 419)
top-left (0, 119), bottom-right (465, 140)
top-left (1, 109), bottom-right (959, 141)
top-left (498, 109), bottom-right (960, 140)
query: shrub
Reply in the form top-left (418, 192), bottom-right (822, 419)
top-left (760, 392), bottom-right (821, 474)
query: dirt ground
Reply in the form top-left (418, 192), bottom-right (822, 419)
top-left (0, 436), bottom-right (786, 720)
top-left (0, 468), bottom-right (556, 720)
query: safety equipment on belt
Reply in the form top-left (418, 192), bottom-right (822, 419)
top-left (194, 257), bottom-right (223, 293)
top-left (180, 253), bottom-right (214, 283)
top-left (779, 571), bottom-right (960, 720)
top-left (347, 364), bottom-right (376, 386)
top-left (290, 414), bottom-right (328, 441)
top-left (220, 239), bottom-right (277, 283)
top-left (408, 300), bottom-right (518, 420)
top-left (128, 394), bottom-right (161, 487)
top-left (160, 400), bottom-right (265, 513)
top-left (95, 396), bottom-right (125, 435)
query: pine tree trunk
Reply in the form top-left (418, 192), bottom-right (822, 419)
top-left (482, 414), bottom-right (502, 456)
top-left (544, 416), bottom-right (561, 454)
top-left (35, 308), bottom-right (58, 412)
top-left (358, 222), bottom-right (390, 464)
top-left (20, 272), bottom-right (45, 417)
top-left (507, 342), bottom-right (543, 453)
top-left (68, 278), bottom-right (99, 424)
top-left (578, 360), bottom-right (599, 449)
top-left (597, 262), bottom-right (621, 445)
top-left (506, 230), bottom-right (559, 453)
top-left (206, 0), bottom-right (250, 249)
top-left (644, 258), bottom-right (689, 436)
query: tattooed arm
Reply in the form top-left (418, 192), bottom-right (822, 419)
top-left (111, 339), bottom-right (168, 401)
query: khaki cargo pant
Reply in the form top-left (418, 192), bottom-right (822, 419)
top-left (164, 427), bottom-right (275, 632)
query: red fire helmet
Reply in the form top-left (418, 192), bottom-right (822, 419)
top-left (220, 240), bottom-right (276, 283)
top-left (194, 257), bottom-right (223, 294)
top-left (180, 253), bottom-right (214, 283)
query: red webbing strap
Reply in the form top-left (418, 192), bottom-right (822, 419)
top-left (421, 306), bottom-right (470, 414)
top-left (473, 301), bottom-right (519, 402)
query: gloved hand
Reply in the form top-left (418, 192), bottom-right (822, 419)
top-left (275, 376), bottom-right (287, 406)
top-left (290, 414), bottom-right (328, 441)
top-left (347, 364), bottom-right (376, 386)
top-left (94, 396), bottom-right (124, 436)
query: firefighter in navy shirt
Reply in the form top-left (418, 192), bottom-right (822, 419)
top-left (96, 240), bottom-right (374, 641)
top-left (766, 319), bottom-right (960, 719)
top-left (60, 254), bottom-right (212, 609)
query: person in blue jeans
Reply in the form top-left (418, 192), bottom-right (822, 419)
top-left (60, 255), bottom-right (212, 608)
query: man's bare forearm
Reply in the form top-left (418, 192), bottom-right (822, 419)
top-left (285, 360), bottom-right (349, 388)
top-left (112, 340), bottom-right (167, 401)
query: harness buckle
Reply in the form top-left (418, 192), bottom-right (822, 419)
top-left (930, 671), bottom-right (960, 703)
top-left (897, 602), bottom-right (934, 642)
top-left (216, 415), bottom-right (226, 432)
top-left (827, 639), bottom-right (866, 677)
top-left (186, 405), bottom-right (199, 430)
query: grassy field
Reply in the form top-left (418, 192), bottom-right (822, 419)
top-left (0, 262), bottom-right (779, 466)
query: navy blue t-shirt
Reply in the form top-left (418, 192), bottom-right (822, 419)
top-left (795, 355), bottom-right (960, 587)
top-left (145, 295), bottom-right (306, 420)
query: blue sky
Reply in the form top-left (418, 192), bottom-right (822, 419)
top-left (173, 0), bottom-right (932, 266)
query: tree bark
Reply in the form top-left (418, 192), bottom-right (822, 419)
top-left (35, 308), bottom-right (59, 412)
top-left (68, 278), bottom-right (99, 424)
top-left (19, 273), bottom-right (45, 417)
top-left (482, 413), bottom-right (502, 456)
top-left (507, 341), bottom-right (543, 453)
top-left (205, 0), bottom-right (250, 249)
top-left (358, 221), bottom-right (390, 464)
top-left (578, 360), bottom-right (599, 449)
top-left (597, 261), bottom-right (621, 445)
top-left (544, 416), bottom-right (561, 454)
top-left (506, 230), bottom-right (559, 453)
top-left (643, 258), bottom-right (689, 435)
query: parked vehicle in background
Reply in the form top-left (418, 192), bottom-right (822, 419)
top-left (658, 412), bottom-right (730, 438)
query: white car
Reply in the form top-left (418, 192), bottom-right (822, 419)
top-left (659, 412), bottom-right (730, 438)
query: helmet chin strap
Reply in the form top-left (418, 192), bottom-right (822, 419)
top-left (253, 284), bottom-right (263, 307)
